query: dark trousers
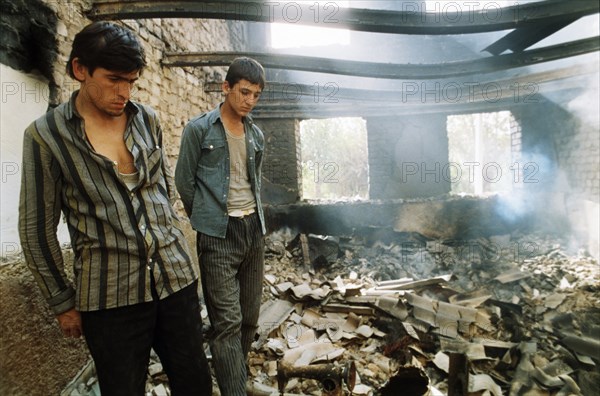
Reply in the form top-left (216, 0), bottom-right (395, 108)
top-left (198, 213), bottom-right (265, 396)
top-left (80, 281), bottom-right (212, 396)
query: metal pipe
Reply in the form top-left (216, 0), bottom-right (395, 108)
top-left (277, 360), bottom-right (356, 396)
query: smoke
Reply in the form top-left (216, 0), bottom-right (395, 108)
top-left (563, 60), bottom-right (599, 258)
top-left (567, 70), bottom-right (600, 129)
top-left (494, 136), bottom-right (599, 259)
top-left (494, 151), bottom-right (562, 221)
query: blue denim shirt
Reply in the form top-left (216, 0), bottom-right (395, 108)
top-left (175, 104), bottom-right (266, 238)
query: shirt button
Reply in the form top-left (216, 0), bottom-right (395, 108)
top-left (209, 145), bottom-right (214, 149)
top-left (155, 145), bottom-right (160, 149)
top-left (148, 258), bottom-right (153, 263)
top-left (147, 266), bottom-right (151, 271)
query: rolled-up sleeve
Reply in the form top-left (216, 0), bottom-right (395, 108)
top-left (18, 125), bottom-right (75, 315)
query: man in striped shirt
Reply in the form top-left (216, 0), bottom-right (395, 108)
top-left (18, 21), bottom-right (211, 395)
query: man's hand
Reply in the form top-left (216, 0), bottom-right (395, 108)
top-left (57, 308), bottom-right (83, 338)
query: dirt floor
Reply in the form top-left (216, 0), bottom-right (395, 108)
top-left (0, 251), bottom-right (90, 396)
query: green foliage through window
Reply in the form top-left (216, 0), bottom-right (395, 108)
top-left (300, 118), bottom-right (369, 200)
top-left (447, 111), bottom-right (513, 195)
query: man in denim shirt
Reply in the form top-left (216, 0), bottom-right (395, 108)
top-left (175, 57), bottom-right (266, 395)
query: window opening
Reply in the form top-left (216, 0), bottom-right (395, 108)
top-left (299, 117), bottom-right (369, 200)
top-left (447, 111), bottom-right (515, 195)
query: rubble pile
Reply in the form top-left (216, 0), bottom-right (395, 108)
top-left (63, 231), bottom-right (600, 396)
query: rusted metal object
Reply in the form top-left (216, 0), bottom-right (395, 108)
top-left (277, 360), bottom-right (356, 396)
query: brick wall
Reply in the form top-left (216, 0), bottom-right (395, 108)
top-left (259, 118), bottom-right (301, 195)
top-left (513, 99), bottom-right (600, 203)
top-left (367, 114), bottom-right (450, 199)
top-left (553, 98), bottom-right (600, 203)
top-left (366, 117), bottom-right (396, 200)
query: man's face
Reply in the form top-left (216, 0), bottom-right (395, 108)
top-left (77, 64), bottom-right (140, 117)
top-left (223, 79), bottom-right (262, 117)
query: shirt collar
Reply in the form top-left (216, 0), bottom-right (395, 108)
top-left (211, 102), bottom-right (254, 125)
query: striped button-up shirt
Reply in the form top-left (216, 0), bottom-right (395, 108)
top-left (18, 91), bottom-right (197, 314)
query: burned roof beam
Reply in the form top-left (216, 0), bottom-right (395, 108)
top-left (248, 88), bottom-right (578, 119)
top-left (203, 62), bottom-right (598, 104)
top-left (249, 98), bottom-right (531, 119)
top-left (249, 64), bottom-right (596, 118)
top-left (162, 37), bottom-right (599, 80)
top-left (248, 84), bottom-right (578, 119)
top-left (88, 0), bottom-right (599, 35)
top-left (483, 17), bottom-right (581, 55)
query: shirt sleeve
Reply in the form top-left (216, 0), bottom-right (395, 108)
top-left (175, 122), bottom-right (202, 217)
top-left (18, 124), bottom-right (75, 315)
top-left (153, 114), bottom-right (177, 206)
top-left (255, 127), bottom-right (265, 183)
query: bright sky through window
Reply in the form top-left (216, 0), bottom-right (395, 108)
top-left (270, 1), bottom-right (350, 48)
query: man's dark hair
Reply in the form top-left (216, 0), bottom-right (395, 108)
top-left (66, 21), bottom-right (146, 79)
top-left (225, 57), bottom-right (266, 89)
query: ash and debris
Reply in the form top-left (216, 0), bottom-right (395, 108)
top-left (64, 230), bottom-right (599, 396)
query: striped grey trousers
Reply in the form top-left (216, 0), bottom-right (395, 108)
top-left (197, 213), bottom-right (264, 396)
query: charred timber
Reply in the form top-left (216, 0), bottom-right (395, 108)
top-left (484, 17), bottom-right (581, 55)
top-left (263, 196), bottom-right (536, 239)
top-left (203, 62), bottom-right (599, 103)
top-left (448, 353), bottom-right (469, 396)
top-left (248, 63), bottom-right (596, 118)
top-left (200, 62), bottom-right (595, 118)
top-left (88, 1), bottom-right (599, 35)
top-left (250, 98), bottom-right (530, 119)
top-left (161, 38), bottom-right (599, 80)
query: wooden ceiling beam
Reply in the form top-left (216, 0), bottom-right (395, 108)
top-left (202, 62), bottom-right (598, 104)
top-left (247, 63), bottom-right (596, 118)
top-left (162, 37), bottom-right (599, 80)
top-left (248, 98), bottom-right (536, 119)
top-left (483, 17), bottom-right (581, 55)
top-left (88, 0), bottom-right (599, 35)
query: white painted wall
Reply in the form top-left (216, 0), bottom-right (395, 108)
top-left (0, 64), bottom-right (69, 259)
